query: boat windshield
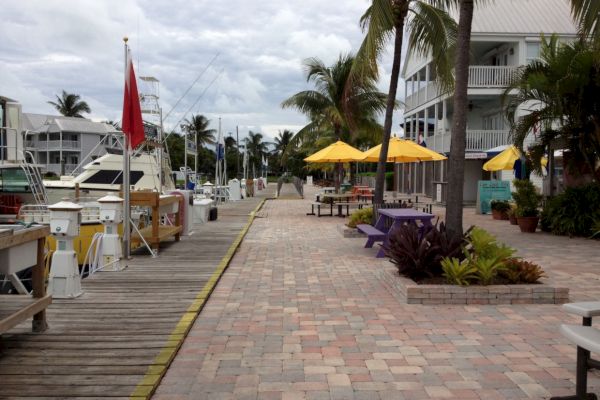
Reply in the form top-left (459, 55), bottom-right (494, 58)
top-left (0, 168), bottom-right (31, 193)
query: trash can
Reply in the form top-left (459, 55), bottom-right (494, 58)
top-left (209, 207), bottom-right (218, 221)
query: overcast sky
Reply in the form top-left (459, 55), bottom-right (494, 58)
top-left (1, 0), bottom-right (404, 143)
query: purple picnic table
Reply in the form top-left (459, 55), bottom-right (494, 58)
top-left (373, 208), bottom-right (435, 258)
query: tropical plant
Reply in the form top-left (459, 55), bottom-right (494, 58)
top-left (571, 0), bottom-right (600, 44)
top-left (490, 200), bottom-right (511, 213)
top-left (281, 54), bottom-right (388, 191)
top-left (540, 184), bottom-right (600, 236)
top-left (472, 257), bottom-right (507, 286)
top-left (460, 227), bottom-right (515, 285)
top-left (441, 257), bottom-right (477, 286)
top-left (347, 207), bottom-right (374, 228)
top-left (354, 0), bottom-right (457, 205)
top-left (384, 221), bottom-right (466, 281)
top-left (512, 179), bottom-right (542, 217)
top-left (503, 35), bottom-right (600, 183)
top-left (273, 130), bottom-right (294, 172)
top-left (48, 90), bottom-right (91, 118)
top-left (180, 114), bottom-right (217, 172)
top-left (245, 131), bottom-right (269, 178)
top-left (501, 258), bottom-right (546, 284)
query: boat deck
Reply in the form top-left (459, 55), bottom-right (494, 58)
top-left (0, 188), bottom-right (272, 399)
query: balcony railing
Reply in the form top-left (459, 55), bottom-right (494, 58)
top-left (405, 66), bottom-right (519, 110)
top-left (425, 129), bottom-right (510, 154)
top-left (26, 140), bottom-right (80, 150)
top-left (468, 66), bottom-right (518, 88)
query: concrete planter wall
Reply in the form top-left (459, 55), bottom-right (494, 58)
top-left (377, 265), bottom-right (569, 305)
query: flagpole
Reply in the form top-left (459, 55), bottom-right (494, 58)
top-left (123, 37), bottom-right (131, 259)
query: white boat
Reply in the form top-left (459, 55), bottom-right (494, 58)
top-left (43, 152), bottom-right (175, 204)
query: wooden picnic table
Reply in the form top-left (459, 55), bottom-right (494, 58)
top-left (373, 208), bottom-right (435, 258)
top-left (321, 193), bottom-right (360, 217)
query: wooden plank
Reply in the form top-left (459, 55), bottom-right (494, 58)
top-left (0, 192), bottom-right (270, 399)
top-left (0, 225), bottom-right (49, 250)
top-left (0, 295), bottom-right (52, 334)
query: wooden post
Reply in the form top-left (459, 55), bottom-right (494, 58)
top-left (32, 236), bottom-right (48, 332)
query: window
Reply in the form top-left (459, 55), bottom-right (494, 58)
top-left (526, 42), bottom-right (541, 64)
top-left (0, 168), bottom-right (31, 192)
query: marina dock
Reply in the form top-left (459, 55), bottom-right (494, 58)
top-left (0, 188), bottom-right (272, 399)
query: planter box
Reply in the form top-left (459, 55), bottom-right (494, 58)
top-left (376, 264), bottom-right (569, 305)
top-left (337, 225), bottom-right (365, 238)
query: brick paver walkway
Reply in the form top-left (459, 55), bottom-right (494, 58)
top-left (154, 186), bottom-right (600, 399)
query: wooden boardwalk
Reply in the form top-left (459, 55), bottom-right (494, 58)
top-left (0, 189), bottom-right (271, 399)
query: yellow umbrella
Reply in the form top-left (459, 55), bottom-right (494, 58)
top-left (483, 145), bottom-right (521, 171)
top-left (361, 137), bottom-right (447, 163)
top-left (304, 140), bottom-right (365, 163)
top-left (483, 145), bottom-right (548, 172)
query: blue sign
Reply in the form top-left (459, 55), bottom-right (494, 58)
top-left (477, 180), bottom-right (511, 214)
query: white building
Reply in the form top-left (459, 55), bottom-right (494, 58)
top-left (23, 114), bottom-right (121, 176)
top-left (400, 0), bottom-right (577, 203)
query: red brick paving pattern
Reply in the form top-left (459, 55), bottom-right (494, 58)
top-left (154, 187), bottom-right (600, 399)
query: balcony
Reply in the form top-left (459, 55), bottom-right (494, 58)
top-left (404, 66), bottom-right (519, 111)
top-left (425, 129), bottom-right (510, 154)
top-left (26, 140), bottom-right (81, 151)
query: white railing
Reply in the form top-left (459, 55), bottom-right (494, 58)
top-left (465, 130), bottom-right (510, 151)
top-left (424, 129), bottom-right (510, 154)
top-left (468, 66), bottom-right (518, 88)
top-left (27, 140), bottom-right (80, 150)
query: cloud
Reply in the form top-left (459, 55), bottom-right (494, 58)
top-left (1, 0), bottom-right (407, 142)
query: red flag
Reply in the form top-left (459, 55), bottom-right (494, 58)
top-left (121, 47), bottom-right (145, 150)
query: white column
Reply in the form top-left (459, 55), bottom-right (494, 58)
top-left (425, 64), bottom-right (430, 101)
top-left (424, 107), bottom-right (429, 139)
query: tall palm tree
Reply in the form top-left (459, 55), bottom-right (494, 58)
top-left (273, 130), bottom-right (294, 170)
top-left (355, 0), bottom-right (457, 204)
top-left (48, 90), bottom-right (91, 118)
top-left (181, 114), bottom-right (216, 149)
top-left (445, 0), bottom-right (475, 234)
top-left (282, 54), bottom-right (388, 190)
top-left (245, 131), bottom-right (269, 178)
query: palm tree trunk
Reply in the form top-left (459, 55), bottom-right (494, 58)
top-left (445, 0), bottom-right (474, 235)
top-left (334, 125), bottom-right (342, 193)
top-left (374, 6), bottom-right (406, 205)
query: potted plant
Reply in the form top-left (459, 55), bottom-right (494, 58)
top-left (512, 179), bottom-right (542, 233)
top-left (490, 200), bottom-right (510, 220)
top-left (507, 203), bottom-right (518, 225)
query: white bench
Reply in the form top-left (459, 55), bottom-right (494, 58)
top-left (551, 302), bottom-right (600, 400)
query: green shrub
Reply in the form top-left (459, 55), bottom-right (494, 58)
top-left (540, 184), bottom-right (600, 237)
top-left (501, 258), bottom-right (546, 284)
top-left (441, 258), bottom-right (477, 286)
top-left (512, 179), bottom-right (541, 217)
top-left (490, 200), bottom-right (511, 212)
top-left (347, 207), bottom-right (373, 228)
top-left (384, 221), bottom-right (466, 282)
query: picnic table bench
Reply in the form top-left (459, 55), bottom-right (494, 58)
top-left (551, 301), bottom-right (600, 400)
top-left (356, 224), bottom-right (385, 248)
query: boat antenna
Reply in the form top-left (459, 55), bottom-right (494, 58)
top-left (163, 52), bottom-right (220, 123)
top-left (165, 67), bottom-right (224, 139)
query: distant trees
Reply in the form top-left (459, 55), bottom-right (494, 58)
top-left (48, 90), bottom-right (91, 118)
top-left (245, 131), bottom-right (269, 178)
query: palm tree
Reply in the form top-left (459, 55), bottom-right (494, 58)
top-left (504, 35), bottom-right (600, 184)
top-left (571, 0), bottom-right (600, 43)
top-left (282, 54), bottom-right (388, 190)
top-left (48, 90), bottom-right (91, 118)
top-left (181, 114), bottom-right (216, 173)
top-left (245, 131), bottom-right (269, 178)
top-left (355, 0), bottom-right (457, 204)
top-left (445, 0), bottom-right (475, 234)
top-left (273, 130), bottom-right (294, 170)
